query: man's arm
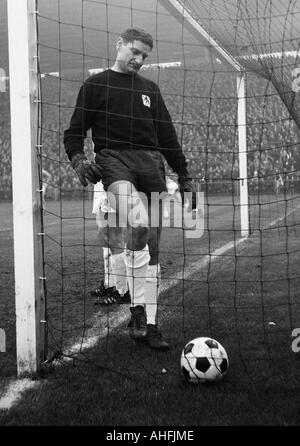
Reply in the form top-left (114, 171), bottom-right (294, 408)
top-left (64, 81), bottom-right (95, 161)
top-left (154, 86), bottom-right (188, 177)
top-left (154, 87), bottom-right (197, 209)
top-left (64, 81), bottom-right (102, 186)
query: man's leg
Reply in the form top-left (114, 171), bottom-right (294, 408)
top-left (93, 212), bottom-right (129, 305)
top-left (108, 181), bottom-right (150, 339)
top-left (102, 246), bottom-right (114, 288)
top-left (145, 213), bottom-right (169, 350)
top-left (146, 227), bottom-right (160, 325)
top-left (109, 227), bottom-right (130, 300)
top-left (91, 217), bottom-right (116, 303)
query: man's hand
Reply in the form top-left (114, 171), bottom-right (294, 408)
top-left (178, 176), bottom-right (197, 210)
top-left (71, 153), bottom-right (103, 187)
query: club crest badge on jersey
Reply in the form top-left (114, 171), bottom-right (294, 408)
top-left (142, 94), bottom-right (151, 108)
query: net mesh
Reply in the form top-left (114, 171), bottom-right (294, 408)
top-left (37, 0), bottom-right (300, 374)
top-left (181, 0), bottom-right (300, 128)
top-left (2, 0), bottom-right (300, 420)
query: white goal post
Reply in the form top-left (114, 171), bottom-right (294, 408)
top-left (6, 0), bottom-right (250, 377)
top-left (158, 0), bottom-right (250, 237)
top-left (7, 0), bottom-right (46, 376)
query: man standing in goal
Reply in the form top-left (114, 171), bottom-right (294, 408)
top-left (64, 27), bottom-right (196, 350)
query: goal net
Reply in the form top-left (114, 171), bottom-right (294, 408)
top-left (181, 0), bottom-right (300, 125)
top-left (5, 0), bottom-right (300, 390)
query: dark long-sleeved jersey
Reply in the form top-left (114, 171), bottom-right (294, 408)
top-left (64, 69), bottom-right (188, 177)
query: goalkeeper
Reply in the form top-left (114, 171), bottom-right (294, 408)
top-left (64, 27), bottom-right (196, 351)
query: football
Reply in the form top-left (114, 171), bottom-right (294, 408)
top-left (181, 337), bottom-right (229, 383)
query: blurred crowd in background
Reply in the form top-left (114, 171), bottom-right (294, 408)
top-left (1, 63), bottom-right (299, 200)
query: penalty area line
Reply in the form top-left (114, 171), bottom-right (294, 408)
top-left (65, 237), bottom-right (249, 356)
top-left (64, 201), bottom-right (300, 355)
top-left (0, 378), bottom-right (40, 411)
top-left (1, 202), bottom-right (298, 411)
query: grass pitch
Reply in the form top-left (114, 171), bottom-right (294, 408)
top-left (0, 193), bottom-right (300, 425)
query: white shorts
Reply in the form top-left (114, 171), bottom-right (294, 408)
top-left (93, 178), bottom-right (180, 223)
top-left (92, 180), bottom-right (116, 214)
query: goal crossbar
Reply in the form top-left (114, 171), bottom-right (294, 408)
top-left (158, 0), bottom-right (243, 72)
top-left (159, 0), bottom-right (249, 237)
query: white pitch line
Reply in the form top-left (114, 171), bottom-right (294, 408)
top-left (1, 201), bottom-right (299, 411)
top-left (0, 379), bottom-right (40, 411)
top-left (65, 237), bottom-right (249, 355)
top-left (69, 199), bottom-right (300, 352)
top-left (0, 235), bottom-right (248, 411)
top-left (265, 203), bottom-right (300, 230)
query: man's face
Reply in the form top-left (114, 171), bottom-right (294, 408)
top-left (116, 39), bottom-right (152, 73)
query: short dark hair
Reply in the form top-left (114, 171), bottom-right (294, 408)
top-left (120, 27), bottom-right (153, 50)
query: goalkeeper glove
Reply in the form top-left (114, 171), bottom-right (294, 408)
top-left (178, 175), bottom-right (197, 210)
top-left (71, 153), bottom-right (103, 187)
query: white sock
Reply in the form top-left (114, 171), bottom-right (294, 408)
top-left (145, 264), bottom-right (160, 325)
top-left (124, 245), bottom-right (150, 307)
top-left (110, 252), bottom-right (128, 296)
top-left (103, 247), bottom-right (115, 288)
